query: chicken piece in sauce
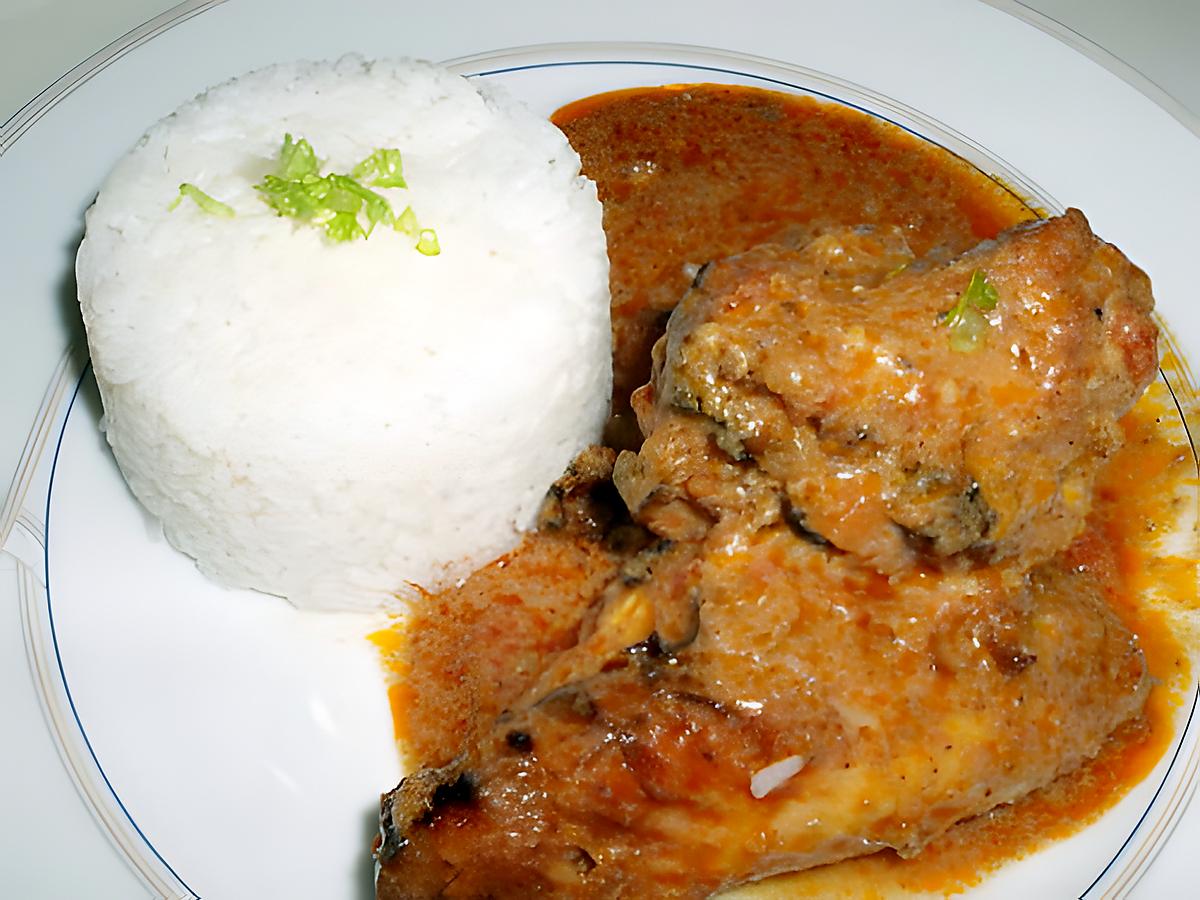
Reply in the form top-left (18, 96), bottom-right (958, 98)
top-left (376, 524), bottom-right (1148, 898)
top-left (375, 211), bottom-right (1160, 898)
top-left (615, 210), bottom-right (1157, 574)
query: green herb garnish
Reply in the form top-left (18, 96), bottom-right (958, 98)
top-left (943, 269), bottom-right (999, 352)
top-left (352, 148), bottom-right (407, 188)
top-left (416, 228), bottom-right (440, 256)
top-left (276, 134), bottom-right (319, 180)
top-left (394, 205), bottom-right (419, 236)
top-left (168, 182), bottom-right (235, 218)
top-left (253, 134), bottom-right (438, 252)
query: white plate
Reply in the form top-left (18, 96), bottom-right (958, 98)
top-left (2, 3), bottom-right (1199, 899)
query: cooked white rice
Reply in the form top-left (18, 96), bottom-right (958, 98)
top-left (76, 57), bottom-right (611, 611)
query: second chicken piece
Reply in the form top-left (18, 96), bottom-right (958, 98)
top-left (615, 210), bottom-right (1157, 573)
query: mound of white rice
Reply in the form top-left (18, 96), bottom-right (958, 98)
top-left (76, 57), bottom-right (611, 611)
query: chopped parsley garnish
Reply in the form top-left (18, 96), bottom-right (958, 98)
top-left (168, 183), bottom-right (235, 218)
top-left (942, 269), bottom-right (999, 352)
top-left (252, 134), bottom-right (438, 251)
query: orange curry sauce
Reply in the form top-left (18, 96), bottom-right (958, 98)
top-left (372, 85), bottom-right (1198, 895)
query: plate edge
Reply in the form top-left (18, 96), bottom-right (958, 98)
top-left (983, 0), bottom-right (1200, 138)
top-left (0, 0), bottom-right (228, 157)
